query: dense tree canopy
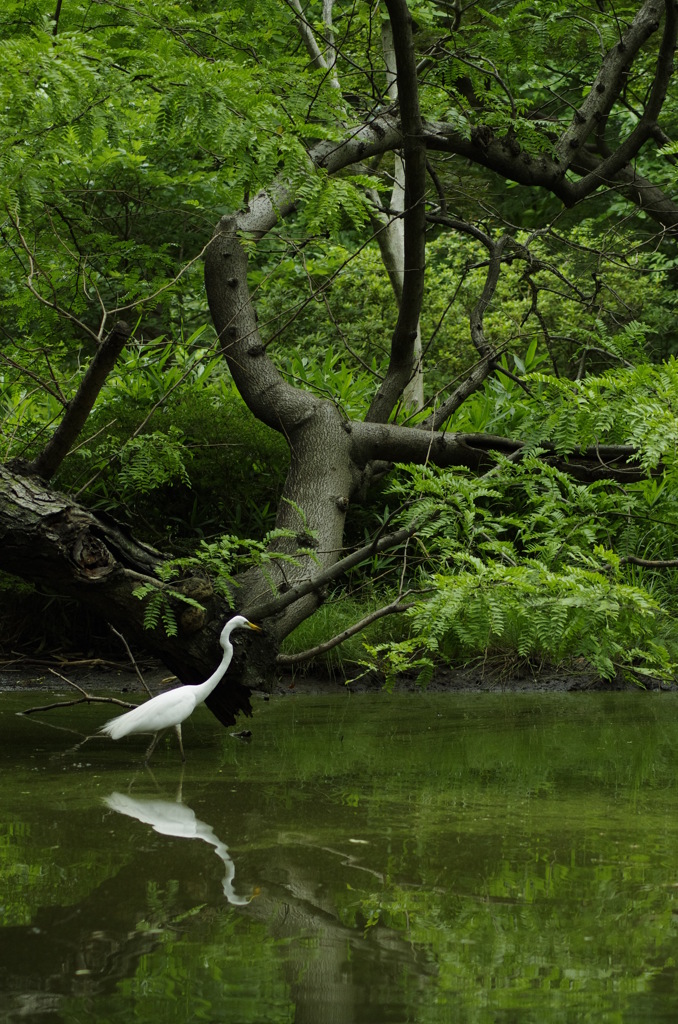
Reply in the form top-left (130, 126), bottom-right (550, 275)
top-left (2, 0), bottom-right (678, 710)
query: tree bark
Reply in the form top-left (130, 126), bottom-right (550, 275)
top-left (0, 464), bottom-right (254, 724)
top-left (366, 0), bottom-right (427, 424)
top-left (204, 221), bottom-right (360, 647)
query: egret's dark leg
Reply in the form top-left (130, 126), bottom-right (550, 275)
top-left (145, 730), bottom-right (166, 764)
top-left (175, 724), bottom-right (186, 762)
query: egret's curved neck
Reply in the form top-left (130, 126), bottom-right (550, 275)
top-left (192, 640), bottom-right (233, 704)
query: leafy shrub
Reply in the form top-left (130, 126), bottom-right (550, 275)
top-left (365, 561), bottom-right (673, 687)
top-left (361, 456), bottom-right (678, 685)
top-left (55, 339), bottom-right (289, 544)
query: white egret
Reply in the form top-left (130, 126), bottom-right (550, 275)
top-left (101, 615), bottom-right (261, 762)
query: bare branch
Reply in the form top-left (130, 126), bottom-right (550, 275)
top-left (425, 212), bottom-right (494, 248)
top-left (276, 595), bottom-right (416, 666)
top-left (285, 0), bottom-right (341, 88)
top-left (51, 0), bottom-right (63, 36)
top-left (322, 0), bottom-right (338, 81)
top-left (368, 18), bottom-right (424, 410)
top-left (21, 695), bottom-right (136, 715)
top-left (621, 555), bottom-right (678, 568)
top-left (424, 353), bottom-right (497, 431)
top-left (204, 219), bottom-right (313, 433)
top-left (571, 2), bottom-right (677, 199)
top-left (350, 420), bottom-right (657, 483)
top-left (0, 351), bottom-right (67, 406)
top-left (20, 667), bottom-right (137, 715)
top-left (417, 222), bottom-right (509, 430)
top-left (468, 235), bottom-right (509, 360)
top-left (237, 115), bottom-right (402, 238)
top-left (28, 321), bottom-right (132, 481)
top-left (244, 521), bottom-right (422, 621)
top-left (571, 151), bottom-right (678, 235)
top-left (6, 210), bottom-right (102, 344)
top-left (554, 0), bottom-right (665, 176)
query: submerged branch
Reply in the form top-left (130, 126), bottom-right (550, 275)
top-left (21, 695), bottom-right (137, 715)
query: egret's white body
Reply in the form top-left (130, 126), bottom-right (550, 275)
top-left (101, 615), bottom-right (260, 761)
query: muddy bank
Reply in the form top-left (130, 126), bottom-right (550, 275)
top-left (0, 655), bottom-right (670, 698)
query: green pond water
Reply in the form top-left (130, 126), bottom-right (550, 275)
top-left (2, 688), bottom-right (678, 1023)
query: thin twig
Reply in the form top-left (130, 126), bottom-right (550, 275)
top-left (48, 666), bottom-right (89, 697)
top-left (109, 625), bottom-right (154, 696)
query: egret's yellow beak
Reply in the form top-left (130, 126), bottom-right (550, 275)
top-left (247, 621), bottom-right (263, 631)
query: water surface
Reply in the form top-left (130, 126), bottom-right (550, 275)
top-left (2, 689), bottom-right (678, 1022)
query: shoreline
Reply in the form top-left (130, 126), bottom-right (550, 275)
top-left (1, 657), bottom-right (670, 697)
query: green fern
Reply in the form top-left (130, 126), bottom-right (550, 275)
top-left (368, 459), bottom-right (678, 683)
top-left (114, 427), bottom-right (192, 497)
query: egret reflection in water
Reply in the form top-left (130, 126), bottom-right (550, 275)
top-left (103, 791), bottom-right (252, 905)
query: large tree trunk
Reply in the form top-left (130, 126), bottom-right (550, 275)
top-left (204, 220), bottom-right (362, 647)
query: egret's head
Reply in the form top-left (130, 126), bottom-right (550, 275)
top-left (220, 615), bottom-right (262, 646)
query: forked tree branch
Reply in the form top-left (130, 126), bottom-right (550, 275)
top-left (567, 0), bottom-right (677, 200)
top-left (21, 667), bottom-right (137, 715)
top-left (287, 0), bottom-right (341, 89)
top-left (554, 0), bottom-right (667, 176)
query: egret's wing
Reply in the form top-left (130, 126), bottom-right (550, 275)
top-left (101, 687), bottom-right (196, 739)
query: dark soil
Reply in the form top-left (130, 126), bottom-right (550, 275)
top-left (0, 653), bottom-right (671, 700)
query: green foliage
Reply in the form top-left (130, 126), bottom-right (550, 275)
top-left (133, 509), bottom-right (319, 636)
top-left (3, 0), bottom-right (678, 680)
top-left (253, 222), bottom-right (676, 429)
top-left (0, 0), bottom-right (357, 350)
top-left (115, 427), bottom-right (191, 497)
top-left (296, 171), bottom-right (375, 235)
top-left (367, 561), bottom-right (671, 687)
top-left (447, 356), bottom-right (678, 475)
top-left (51, 334), bottom-right (289, 542)
top-left (362, 459), bottom-right (678, 684)
top-left (176, 514), bottom-right (319, 601)
top-left (133, 571), bottom-right (206, 638)
top-left (281, 347), bottom-right (378, 419)
top-left (524, 361), bottom-right (678, 471)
